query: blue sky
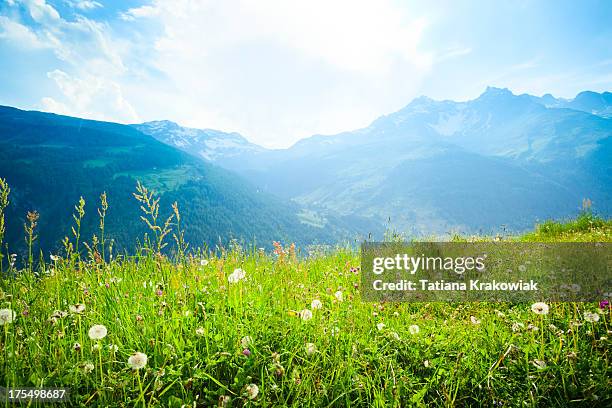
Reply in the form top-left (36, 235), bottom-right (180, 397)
top-left (1, 0), bottom-right (611, 147)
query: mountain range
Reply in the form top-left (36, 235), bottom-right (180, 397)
top-left (0, 106), bottom-right (373, 257)
top-left (0, 87), bottom-right (610, 256)
top-left (136, 87), bottom-right (612, 235)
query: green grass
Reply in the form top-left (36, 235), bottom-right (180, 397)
top-left (0, 213), bottom-right (610, 407)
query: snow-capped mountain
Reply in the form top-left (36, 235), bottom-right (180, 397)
top-left (133, 120), bottom-right (265, 164)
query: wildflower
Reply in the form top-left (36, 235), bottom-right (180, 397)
top-left (81, 362), bottom-right (95, 374)
top-left (334, 291), bottom-right (343, 302)
top-left (200, 259), bottom-right (209, 266)
top-left (241, 336), bottom-right (253, 348)
top-left (0, 308), bottom-right (16, 325)
top-left (376, 322), bottom-right (385, 331)
top-left (242, 348), bottom-right (251, 357)
top-left (311, 299), bottom-right (323, 310)
top-left (69, 303), bottom-right (86, 314)
top-left (155, 289), bottom-right (163, 296)
top-left (390, 331), bottom-right (400, 340)
top-left (299, 309), bottom-right (313, 321)
top-left (599, 300), bottom-right (610, 309)
top-left (195, 327), bottom-right (205, 337)
top-left (228, 268), bottom-right (246, 283)
top-left (409, 324), bottom-right (420, 335)
top-left (128, 352), bottom-right (148, 369)
top-left (50, 254), bottom-right (59, 262)
top-left (531, 302), bottom-right (549, 315)
top-left (73, 342), bottom-right (82, 352)
top-left (245, 384), bottom-right (259, 400)
top-left (305, 342), bottom-right (317, 355)
top-left (424, 360), bottom-right (430, 367)
top-left (108, 344), bottom-right (118, 353)
top-left (584, 311), bottom-right (600, 323)
top-left (532, 359), bottom-right (546, 369)
top-left (88, 324), bottom-right (108, 340)
top-left (470, 316), bottom-right (481, 325)
top-left (518, 265), bottom-right (527, 272)
top-left (136, 315), bottom-right (143, 322)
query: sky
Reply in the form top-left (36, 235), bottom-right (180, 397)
top-left (1, 0), bottom-right (611, 148)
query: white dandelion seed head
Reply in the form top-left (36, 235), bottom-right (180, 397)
top-left (311, 299), bottom-right (323, 310)
top-left (88, 324), bottom-right (108, 340)
top-left (228, 268), bottom-right (246, 283)
top-left (470, 316), bottom-right (481, 325)
top-left (376, 322), bottom-right (385, 331)
top-left (82, 361), bottom-right (94, 373)
top-left (240, 336), bottom-right (253, 348)
top-left (128, 352), bottom-right (148, 369)
top-left (409, 325), bottom-right (420, 335)
top-left (108, 344), bottom-right (118, 352)
top-left (245, 383), bottom-right (259, 400)
top-left (0, 308), bottom-right (16, 325)
top-left (299, 309), bottom-right (313, 321)
top-left (584, 311), bottom-right (600, 323)
top-left (200, 259), bottom-right (209, 266)
top-left (334, 291), bottom-right (343, 302)
top-left (305, 342), bottom-right (317, 355)
top-left (195, 327), bottom-right (205, 337)
top-left (531, 302), bottom-right (549, 315)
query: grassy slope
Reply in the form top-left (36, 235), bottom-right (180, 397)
top-left (0, 217), bottom-right (610, 407)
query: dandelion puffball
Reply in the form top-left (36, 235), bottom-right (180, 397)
top-left (334, 291), bottom-right (343, 302)
top-left (88, 324), bottom-right (108, 340)
top-left (245, 383), bottom-right (259, 400)
top-left (228, 268), bottom-right (246, 283)
top-left (0, 308), bottom-right (16, 325)
top-left (305, 342), bottom-right (317, 355)
top-left (128, 352), bottom-right (148, 369)
top-left (531, 302), bottom-right (549, 315)
top-left (584, 311), bottom-right (600, 323)
top-left (311, 299), bottom-right (323, 310)
top-left (409, 324), bottom-right (420, 335)
top-left (241, 336), bottom-right (253, 348)
top-left (299, 309), bottom-right (313, 321)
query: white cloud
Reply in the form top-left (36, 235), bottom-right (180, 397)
top-left (0, 16), bottom-right (48, 48)
top-left (71, 1), bottom-right (103, 11)
top-left (23, 0), bottom-right (60, 24)
top-left (1, 0), bottom-right (135, 122)
top-left (43, 69), bottom-right (139, 123)
top-left (116, 0), bottom-right (433, 146)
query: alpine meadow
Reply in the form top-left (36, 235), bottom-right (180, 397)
top-left (1, 0), bottom-right (611, 407)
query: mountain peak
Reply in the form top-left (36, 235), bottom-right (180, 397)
top-left (480, 86), bottom-right (514, 98)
